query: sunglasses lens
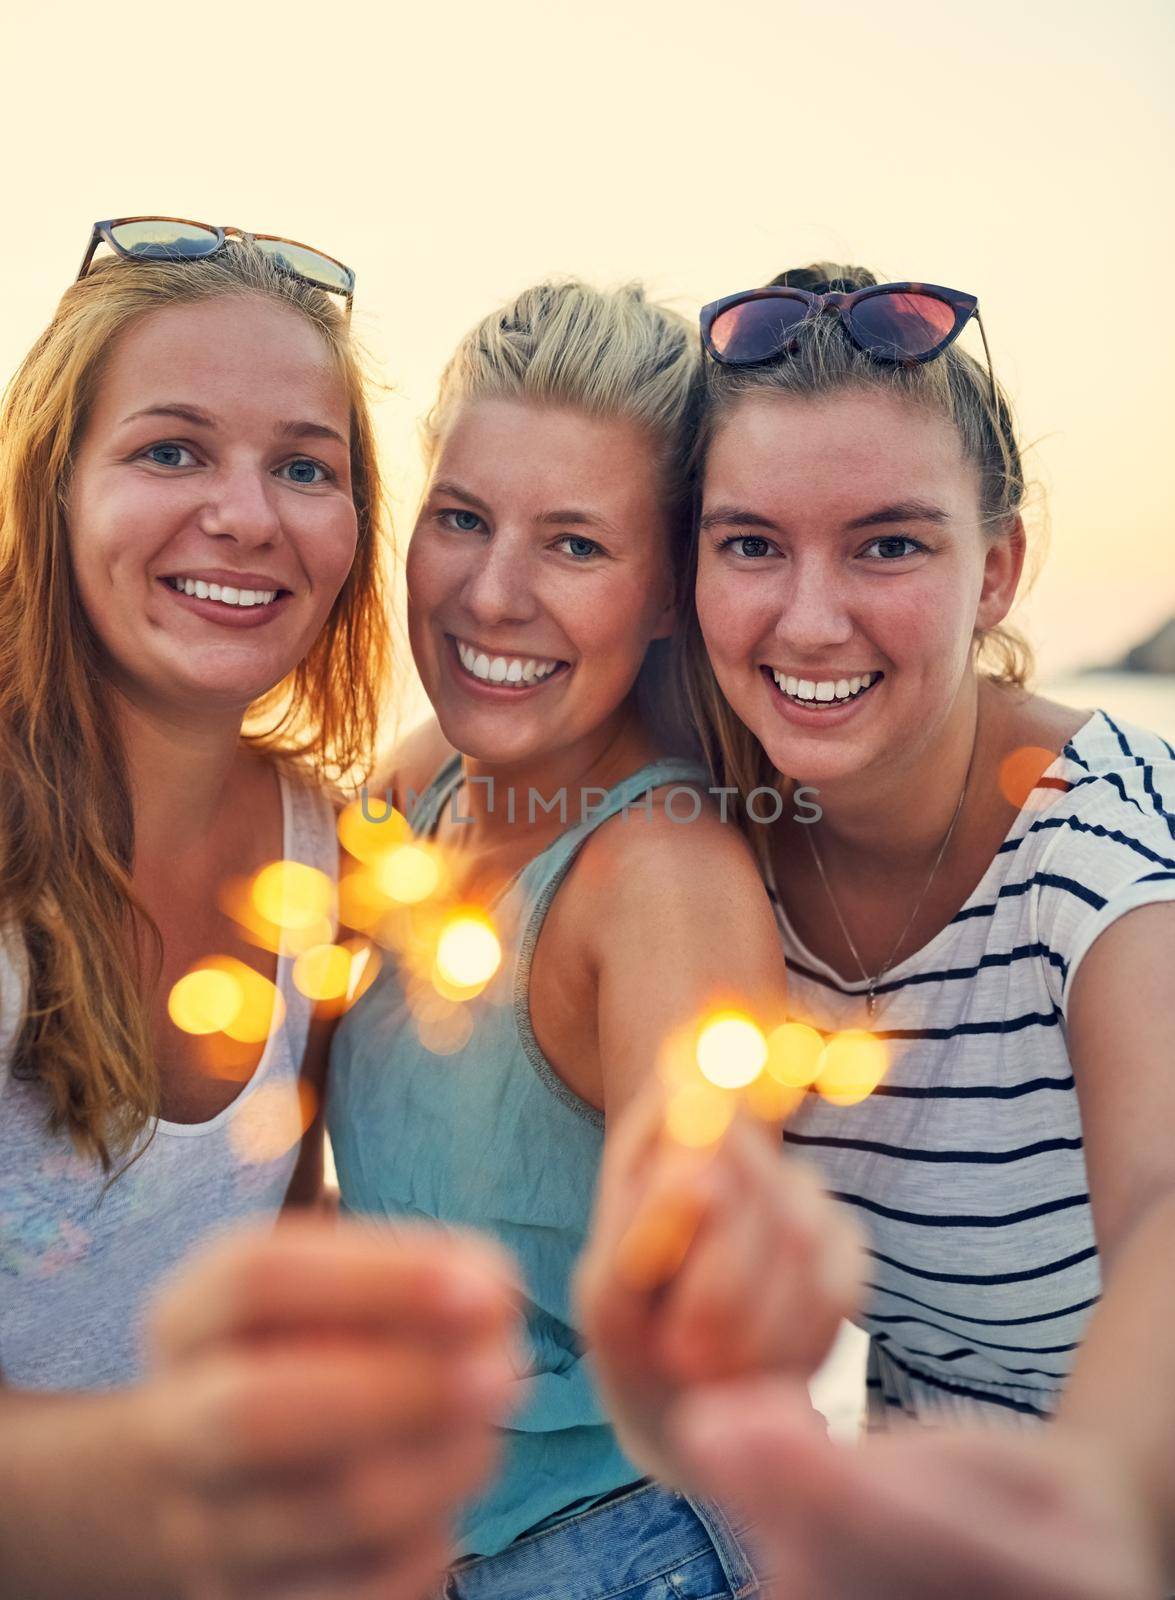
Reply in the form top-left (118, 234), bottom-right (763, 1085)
top-left (848, 292), bottom-right (958, 360)
top-left (253, 238), bottom-right (353, 296)
top-left (108, 220), bottom-right (221, 260)
top-left (709, 296), bottom-right (809, 363)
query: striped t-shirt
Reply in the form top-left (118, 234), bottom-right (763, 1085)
top-left (776, 710), bottom-right (1175, 1428)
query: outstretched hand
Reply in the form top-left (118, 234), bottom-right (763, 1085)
top-left (673, 1376), bottom-right (1164, 1600)
top-left (575, 1084), bottom-right (863, 1488)
top-left (144, 1217), bottom-right (522, 1600)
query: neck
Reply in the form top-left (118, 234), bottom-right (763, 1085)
top-left (455, 698), bottom-right (654, 843)
top-left (116, 690), bottom-right (249, 873)
top-left (796, 675), bottom-right (984, 879)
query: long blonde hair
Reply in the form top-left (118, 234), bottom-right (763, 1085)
top-left (0, 243), bottom-right (392, 1168)
top-left (681, 262), bottom-right (1033, 825)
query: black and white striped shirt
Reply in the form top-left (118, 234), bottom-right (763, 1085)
top-left (776, 710), bottom-right (1175, 1428)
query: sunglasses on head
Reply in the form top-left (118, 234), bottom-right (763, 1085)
top-left (76, 216), bottom-right (356, 314)
top-left (700, 280), bottom-right (996, 405)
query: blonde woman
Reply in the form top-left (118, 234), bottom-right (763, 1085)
top-left (0, 225), bottom-right (519, 1599)
top-left (673, 264), bottom-right (1175, 1596)
top-left (328, 281), bottom-right (863, 1599)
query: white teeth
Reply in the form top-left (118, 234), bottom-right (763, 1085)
top-left (770, 669), bottom-right (880, 704)
top-left (455, 639), bottom-right (562, 685)
top-left (170, 577), bottom-right (278, 607)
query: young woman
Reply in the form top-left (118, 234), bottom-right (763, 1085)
top-left (674, 263), bottom-right (1175, 1594)
top-left (0, 226), bottom-right (521, 1600)
top-left (327, 280), bottom-right (862, 1598)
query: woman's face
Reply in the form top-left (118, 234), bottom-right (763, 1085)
top-left (68, 295), bottom-right (357, 719)
top-left (696, 388), bottom-right (1021, 786)
top-left (407, 398), bottom-right (675, 767)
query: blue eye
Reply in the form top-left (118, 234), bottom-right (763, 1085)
top-left (282, 458), bottom-right (329, 485)
top-left (143, 442), bottom-right (196, 468)
top-left (863, 535), bottom-right (924, 560)
top-left (442, 509), bottom-right (484, 533)
top-left (557, 535), bottom-right (601, 560)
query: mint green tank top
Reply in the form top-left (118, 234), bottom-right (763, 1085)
top-left (327, 755), bottom-right (706, 1557)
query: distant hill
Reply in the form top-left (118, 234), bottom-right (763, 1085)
top-left (1117, 616), bottom-right (1175, 674)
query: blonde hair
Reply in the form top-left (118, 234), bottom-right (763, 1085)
top-left (681, 262), bottom-right (1034, 824)
top-left (0, 243), bottom-right (392, 1169)
top-left (424, 280), bottom-right (702, 586)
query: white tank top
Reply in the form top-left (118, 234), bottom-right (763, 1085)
top-left (0, 771), bottom-right (338, 1390)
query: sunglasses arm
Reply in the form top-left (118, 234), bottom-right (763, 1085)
top-left (75, 226), bottom-right (102, 283)
top-left (974, 309), bottom-right (1000, 415)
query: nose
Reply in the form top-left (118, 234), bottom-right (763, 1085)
top-left (772, 553), bottom-right (855, 655)
top-left (460, 534), bottom-right (540, 629)
top-left (198, 462), bottom-right (282, 549)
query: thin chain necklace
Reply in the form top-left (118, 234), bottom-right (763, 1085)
top-left (803, 707), bottom-right (982, 1020)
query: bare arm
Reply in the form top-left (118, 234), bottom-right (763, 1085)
top-left (1057, 901), bottom-right (1175, 1578)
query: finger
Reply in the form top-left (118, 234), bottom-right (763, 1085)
top-left (192, 1429), bottom-right (498, 1572)
top-left (210, 1528), bottom-right (453, 1600)
top-left (150, 1343), bottom-right (516, 1486)
top-left (151, 1219), bottom-right (519, 1365)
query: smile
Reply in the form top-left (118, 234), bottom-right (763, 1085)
top-left (163, 574), bottom-right (288, 609)
top-left (449, 634), bottom-right (569, 688)
top-left (765, 668), bottom-right (884, 708)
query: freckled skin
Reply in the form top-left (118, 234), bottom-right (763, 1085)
top-left (68, 296), bottom-right (357, 719)
top-left (696, 389), bottom-right (1008, 791)
top-left (407, 398), bottom-right (676, 773)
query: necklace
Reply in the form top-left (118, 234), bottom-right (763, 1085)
top-left (803, 708), bottom-right (982, 1020)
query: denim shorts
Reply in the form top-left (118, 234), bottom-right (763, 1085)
top-left (440, 1480), bottom-right (761, 1600)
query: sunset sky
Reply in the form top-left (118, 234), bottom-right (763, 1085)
top-left (3, 0), bottom-right (1172, 691)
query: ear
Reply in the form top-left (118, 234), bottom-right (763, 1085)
top-left (975, 514), bottom-right (1027, 633)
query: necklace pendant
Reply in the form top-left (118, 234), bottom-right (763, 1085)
top-left (866, 989), bottom-right (877, 1020)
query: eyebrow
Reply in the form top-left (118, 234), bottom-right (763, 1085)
top-left (429, 481), bottom-right (620, 536)
top-left (121, 404), bottom-right (348, 449)
top-left (699, 500), bottom-right (950, 534)
top-left (844, 500), bottom-right (950, 530)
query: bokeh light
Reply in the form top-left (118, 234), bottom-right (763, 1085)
top-left (434, 911), bottom-right (502, 994)
top-left (293, 942), bottom-right (354, 1003)
top-left (376, 843), bottom-right (442, 905)
top-left (815, 1029), bottom-right (889, 1107)
top-left (665, 1081), bottom-right (735, 1149)
top-left (765, 1021), bottom-right (826, 1088)
top-left (337, 797), bottom-right (411, 863)
top-left (167, 967), bottom-right (244, 1035)
top-left (202, 955), bottom-right (285, 1044)
top-left (251, 861), bottom-right (334, 931)
top-left (999, 745), bottom-right (1060, 811)
top-left (695, 1012), bottom-right (768, 1090)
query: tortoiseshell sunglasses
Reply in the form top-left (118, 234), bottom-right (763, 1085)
top-left (77, 216), bottom-right (355, 315)
top-left (700, 280), bottom-right (997, 406)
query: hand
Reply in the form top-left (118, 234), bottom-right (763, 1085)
top-left (673, 1378), bottom-right (1165, 1600)
top-left (575, 1085), bottom-right (863, 1487)
top-left (143, 1217), bottom-right (522, 1600)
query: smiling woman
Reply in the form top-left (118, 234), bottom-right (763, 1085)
top-left (0, 239), bottom-right (530, 1600)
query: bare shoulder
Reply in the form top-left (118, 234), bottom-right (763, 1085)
top-left (574, 788), bottom-right (776, 929)
top-left (987, 680), bottom-right (1090, 751)
top-left (371, 717), bottom-right (458, 807)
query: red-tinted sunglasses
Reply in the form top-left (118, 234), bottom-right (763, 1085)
top-left (700, 281), bottom-right (995, 403)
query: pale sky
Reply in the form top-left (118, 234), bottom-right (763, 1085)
top-left (3, 0), bottom-right (1172, 687)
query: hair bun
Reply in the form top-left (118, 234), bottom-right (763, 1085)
top-left (767, 262), bottom-right (878, 294)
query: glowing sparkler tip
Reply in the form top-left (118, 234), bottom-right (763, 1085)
top-left (695, 1012), bottom-right (768, 1090)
